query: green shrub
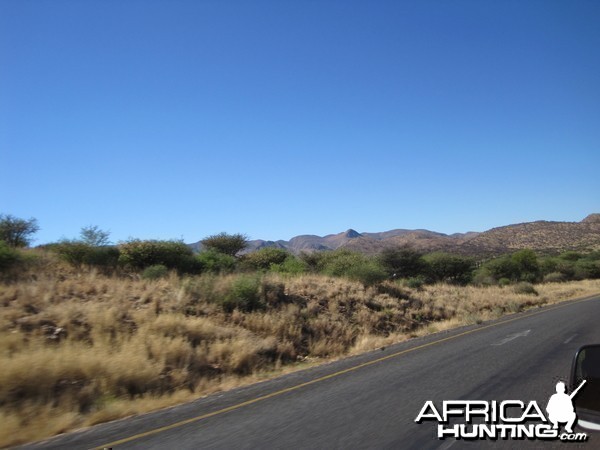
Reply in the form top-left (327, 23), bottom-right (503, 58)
top-left (52, 241), bottom-right (120, 270)
top-left (513, 282), bottom-right (538, 296)
top-left (377, 247), bottom-right (426, 278)
top-left (221, 275), bottom-right (264, 313)
top-left (86, 246), bottom-right (121, 269)
top-left (511, 249), bottom-right (540, 283)
top-left (498, 278), bottom-right (512, 287)
top-left (345, 261), bottom-right (388, 286)
top-left (552, 261), bottom-right (575, 280)
top-left (142, 264), bottom-right (169, 280)
top-left (270, 255), bottom-right (308, 275)
top-left (318, 249), bottom-right (387, 285)
top-left (0, 240), bottom-right (20, 272)
top-left (484, 256), bottom-right (520, 282)
top-left (543, 272), bottom-right (567, 283)
top-left (481, 250), bottom-right (541, 283)
top-left (118, 240), bottom-right (195, 272)
top-left (180, 274), bottom-right (220, 308)
top-left (318, 249), bottom-right (361, 274)
top-left (404, 276), bottom-right (426, 289)
top-left (574, 260), bottom-right (600, 280)
top-left (585, 251), bottom-right (600, 262)
top-left (52, 241), bottom-right (90, 267)
top-left (0, 244), bottom-right (43, 280)
top-left (197, 250), bottom-right (236, 274)
top-left (298, 251), bottom-right (324, 272)
top-left (424, 253), bottom-right (474, 285)
top-left (560, 251), bottom-right (583, 262)
top-left (242, 248), bottom-right (289, 271)
top-left (471, 268), bottom-right (496, 286)
top-left (540, 257), bottom-right (559, 277)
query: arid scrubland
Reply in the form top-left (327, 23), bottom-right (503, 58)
top-left (1, 259), bottom-right (599, 446)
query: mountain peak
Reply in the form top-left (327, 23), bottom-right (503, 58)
top-left (344, 229), bottom-right (362, 238)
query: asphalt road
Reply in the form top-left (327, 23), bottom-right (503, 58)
top-left (22, 294), bottom-right (600, 450)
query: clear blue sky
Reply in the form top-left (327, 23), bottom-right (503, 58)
top-left (1, 0), bottom-right (599, 245)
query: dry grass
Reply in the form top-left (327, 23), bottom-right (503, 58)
top-left (1, 260), bottom-right (599, 447)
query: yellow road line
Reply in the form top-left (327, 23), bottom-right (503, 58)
top-left (95, 294), bottom-right (599, 449)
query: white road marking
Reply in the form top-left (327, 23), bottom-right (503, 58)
top-left (564, 334), bottom-right (577, 344)
top-left (492, 329), bottom-right (531, 346)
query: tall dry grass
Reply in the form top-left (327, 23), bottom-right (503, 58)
top-left (1, 260), bottom-right (599, 447)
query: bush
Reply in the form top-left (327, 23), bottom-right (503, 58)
top-left (404, 276), bottom-right (426, 289)
top-left (498, 278), bottom-right (512, 287)
top-left (481, 250), bottom-right (541, 283)
top-left (270, 255), bottom-right (308, 275)
top-left (378, 247), bottom-right (426, 278)
top-left (0, 244), bottom-right (42, 280)
top-left (51, 241), bottom-right (120, 270)
top-left (142, 264), bottom-right (169, 280)
top-left (484, 256), bottom-right (520, 282)
top-left (540, 257), bottom-right (559, 277)
top-left (513, 282), bottom-right (538, 296)
top-left (574, 260), bottom-right (600, 280)
top-left (52, 241), bottom-right (89, 267)
top-left (241, 248), bottom-right (289, 271)
top-left (118, 240), bottom-right (196, 273)
top-left (543, 272), bottom-right (568, 283)
top-left (511, 249), bottom-right (540, 283)
top-left (424, 253), bottom-right (474, 285)
top-left (560, 251), bottom-right (583, 262)
top-left (318, 249), bottom-right (387, 286)
top-left (0, 240), bottom-right (20, 272)
top-left (85, 246), bottom-right (121, 269)
top-left (345, 261), bottom-right (388, 286)
top-left (197, 250), bottom-right (236, 274)
top-left (221, 275), bottom-right (264, 313)
top-left (471, 268), bottom-right (496, 286)
top-left (298, 252), bottom-right (324, 272)
top-left (554, 261), bottom-right (576, 280)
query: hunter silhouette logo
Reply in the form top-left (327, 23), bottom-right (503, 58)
top-left (546, 380), bottom-right (586, 434)
top-left (415, 380), bottom-right (589, 442)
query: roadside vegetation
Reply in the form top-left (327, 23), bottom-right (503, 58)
top-left (1, 214), bottom-right (600, 446)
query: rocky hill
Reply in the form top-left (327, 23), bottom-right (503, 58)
top-left (457, 214), bottom-right (600, 256)
top-left (190, 214), bottom-right (600, 257)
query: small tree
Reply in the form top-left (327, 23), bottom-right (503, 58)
top-left (484, 255), bottom-right (520, 282)
top-left (52, 240), bottom-right (120, 270)
top-left (511, 249), bottom-right (540, 283)
top-left (80, 225), bottom-right (111, 246)
top-left (378, 246), bottom-right (426, 278)
top-left (242, 248), bottom-right (290, 271)
top-left (118, 239), bottom-right (197, 272)
top-left (424, 253), bottom-right (474, 285)
top-left (0, 214), bottom-right (39, 247)
top-left (200, 232), bottom-right (248, 257)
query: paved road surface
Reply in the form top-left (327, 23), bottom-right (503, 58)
top-left (23, 294), bottom-right (600, 449)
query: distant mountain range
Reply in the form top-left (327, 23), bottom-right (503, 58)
top-left (190, 214), bottom-right (600, 257)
